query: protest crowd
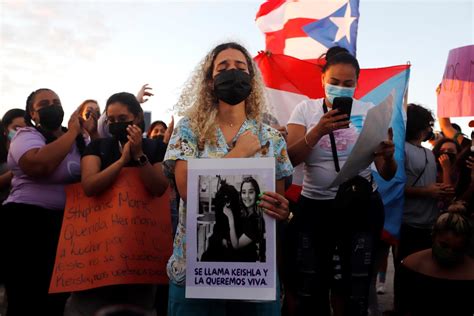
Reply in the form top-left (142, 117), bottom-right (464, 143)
top-left (0, 29), bottom-right (473, 316)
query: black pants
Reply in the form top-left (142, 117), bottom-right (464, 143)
top-left (397, 223), bottom-right (432, 262)
top-left (292, 192), bottom-right (384, 316)
top-left (1, 202), bottom-right (68, 316)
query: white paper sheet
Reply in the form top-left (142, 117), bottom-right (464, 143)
top-left (330, 91), bottom-right (395, 187)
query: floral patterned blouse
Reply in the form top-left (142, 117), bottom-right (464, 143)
top-left (164, 117), bottom-right (293, 285)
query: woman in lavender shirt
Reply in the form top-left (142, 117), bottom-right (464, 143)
top-left (1, 88), bottom-right (94, 316)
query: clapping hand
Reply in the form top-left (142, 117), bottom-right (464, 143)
top-left (126, 124), bottom-right (144, 160)
top-left (68, 110), bottom-right (83, 136)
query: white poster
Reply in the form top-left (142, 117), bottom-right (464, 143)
top-left (186, 158), bottom-right (276, 301)
top-left (331, 91), bottom-right (395, 187)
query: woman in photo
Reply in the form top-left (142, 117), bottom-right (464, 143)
top-left (223, 176), bottom-right (265, 262)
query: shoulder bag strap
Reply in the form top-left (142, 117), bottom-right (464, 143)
top-left (411, 147), bottom-right (428, 187)
top-left (323, 101), bottom-right (340, 172)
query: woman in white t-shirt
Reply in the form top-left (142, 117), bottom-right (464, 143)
top-left (286, 47), bottom-right (397, 316)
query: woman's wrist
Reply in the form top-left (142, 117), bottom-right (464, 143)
top-left (132, 150), bottom-right (145, 161)
top-left (305, 128), bottom-right (321, 148)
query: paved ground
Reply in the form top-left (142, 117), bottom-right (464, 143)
top-left (373, 251), bottom-right (395, 315)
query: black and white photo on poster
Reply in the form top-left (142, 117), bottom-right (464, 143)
top-left (186, 158), bottom-right (276, 301)
top-left (197, 174), bottom-right (266, 263)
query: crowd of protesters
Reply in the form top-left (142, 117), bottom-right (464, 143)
top-left (0, 43), bottom-right (472, 316)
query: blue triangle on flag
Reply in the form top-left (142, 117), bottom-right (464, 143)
top-left (303, 0), bottom-right (359, 56)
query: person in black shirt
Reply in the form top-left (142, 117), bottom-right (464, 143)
top-left (399, 210), bottom-right (474, 316)
top-left (81, 92), bottom-right (167, 196)
top-left (64, 92), bottom-right (168, 316)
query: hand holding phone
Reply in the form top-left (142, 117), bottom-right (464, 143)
top-left (332, 97), bottom-right (353, 122)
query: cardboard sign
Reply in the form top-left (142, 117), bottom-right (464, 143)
top-left (437, 45), bottom-right (474, 117)
top-left (49, 168), bottom-right (173, 293)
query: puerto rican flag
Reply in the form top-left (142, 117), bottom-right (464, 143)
top-left (256, 0), bottom-right (359, 61)
top-left (254, 52), bottom-right (410, 242)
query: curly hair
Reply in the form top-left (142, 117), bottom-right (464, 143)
top-left (406, 103), bottom-right (434, 141)
top-left (173, 42), bottom-right (270, 145)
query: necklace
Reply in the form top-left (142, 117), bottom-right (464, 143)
top-left (220, 118), bottom-right (245, 128)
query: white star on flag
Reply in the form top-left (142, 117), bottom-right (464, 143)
top-left (330, 3), bottom-right (357, 43)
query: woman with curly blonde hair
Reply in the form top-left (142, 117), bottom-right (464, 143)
top-left (164, 42), bottom-right (293, 315)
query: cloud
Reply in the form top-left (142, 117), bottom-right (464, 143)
top-left (0, 0), bottom-right (111, 109)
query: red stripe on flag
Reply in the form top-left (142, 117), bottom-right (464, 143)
top-left (255, 52), bottom-right (325, 99)
top-left (262, 18), bottom-right (318, 56)
top-left (354, 65), bottom-right (409, 99)
top-left (256, 52), bottom-right (410, 100)
top-left (256, 0), bottom-right (287, 19)
top-left (265, 34), bottom-right (285, 55)
top-left (267, 18), bottom-right (317, 38)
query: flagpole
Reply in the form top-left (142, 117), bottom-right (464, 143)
top-left (403, 61), bottom-right (411, 112)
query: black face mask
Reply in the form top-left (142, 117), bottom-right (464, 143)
top-left (213, 69), bottom-right (252, 105)
top-left (109, 121), bottom-right (132, 143)
top-left (152, 134), bottom-right (165, 142)
top-left (423, 130), bottom-right (435, 142)
top-left (37, 104), bottom-right (64, 130)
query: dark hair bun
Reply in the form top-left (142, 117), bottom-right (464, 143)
top-left (325, 46), bottom-right (350, 61)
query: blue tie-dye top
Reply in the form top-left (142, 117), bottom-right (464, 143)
top-left (163, 117), bottom-right (293, 285)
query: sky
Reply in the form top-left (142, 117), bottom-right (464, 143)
top-left (1, 0), bottom-right (473, 132)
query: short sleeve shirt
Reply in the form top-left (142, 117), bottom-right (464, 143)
top-left (83, 137), bottom-right (167, 169)
top-left (4, 127), bottom-right (81, 210)
top-left (403, 142), bottom-right (439, 228)
top-left (288, 98), bottom-right (376, 200)
top-left (164, 117), bottom-right (293, 285)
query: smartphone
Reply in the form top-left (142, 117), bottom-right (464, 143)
top-left (332, 97), bottom-right (353, 122)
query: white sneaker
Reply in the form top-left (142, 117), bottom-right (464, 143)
top-left (376, 283), bottom-right (385, 294)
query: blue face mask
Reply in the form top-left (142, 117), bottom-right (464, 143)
top-left (7, 129), bottom-right (16, 141)
top-left (324, 83), bottom-right (355, 104)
